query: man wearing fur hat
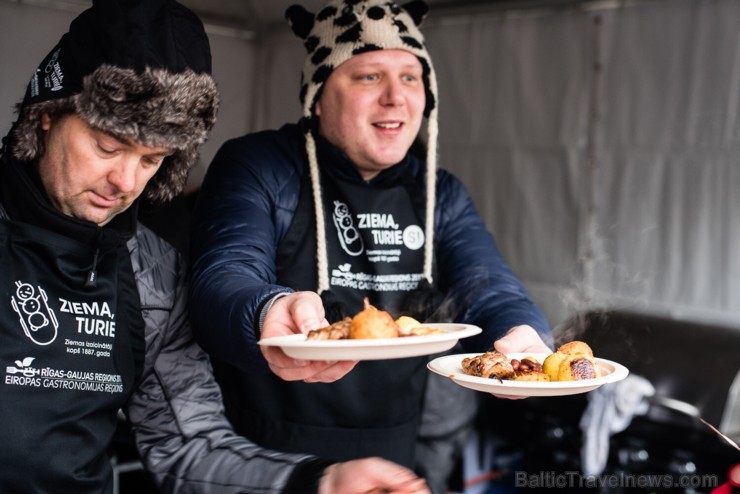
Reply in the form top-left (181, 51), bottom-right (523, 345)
top-left (0, 0), bottom-right (431, 493)
top-left (190, 0), bottom-right (553, 482)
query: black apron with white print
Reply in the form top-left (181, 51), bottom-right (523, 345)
top-left (278, 157), bottom-right (431, 316)
top-left (0, 218), bottom-right (144, 493)
top-left (217, 151), bottom-right (433, 467)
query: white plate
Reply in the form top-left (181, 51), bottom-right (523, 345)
top-left (427, 353), bottom-right (629, 397)
top-left (258, 324), bottom-right (482, 361)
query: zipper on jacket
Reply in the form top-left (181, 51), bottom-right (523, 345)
top-left (85, 229), bottom-right (102, 288)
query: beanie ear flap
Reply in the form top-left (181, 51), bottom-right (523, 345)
top-left (402, 0), bottom-right (429, 26)
top-left (286, 4), bottom-right (315, 40)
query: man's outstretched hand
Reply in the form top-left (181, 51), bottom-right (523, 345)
top-left (260, 291), bottom-right (358, 382)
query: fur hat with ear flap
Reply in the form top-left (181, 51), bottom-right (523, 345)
top-left (3, 0), bottom-right (219, 203)
top-left (286, 0), bottom-right (440, 310)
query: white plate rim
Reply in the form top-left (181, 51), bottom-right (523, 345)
top-left (257, 323), bottom-right (482, 360)
top-left (427, 352), bottom-right (630, 396)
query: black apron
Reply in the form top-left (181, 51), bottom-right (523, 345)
top-left (0, 160), bottom-right (144, 493)
top-left (218, 153), bottom-right (434, 467)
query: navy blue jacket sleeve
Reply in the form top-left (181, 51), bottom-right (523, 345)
top-left (434, 170), bottom-right (553, 350)
top-left (188, 131), bottom-right (299, 373)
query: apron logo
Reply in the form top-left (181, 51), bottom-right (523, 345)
top-left (30, 69), bottom-right (41, 98)
top-left (6, 357), bottom-right (40, 377)
top-left (4, 356), bottom-right (124, 393)
top-left (332, 201), bottom-right (364, 256)
top-left (402, 225), bottom-right (425, 251)
top-left (43, 48), bottom-right (64, 92)
top-left (10, 281), bottom-right (59, 346)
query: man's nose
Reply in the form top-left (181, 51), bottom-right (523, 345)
top-left (107, 155), bottom-right (138, 192)
top-left (380, 78), bottom-right (405, 106)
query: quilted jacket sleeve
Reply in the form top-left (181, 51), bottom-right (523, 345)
top-left (434, 170), bottom-right (553, 350)
top-left (188, 130), bottom-right (301, 373)
top-left (125, 226), bottom-right (326, 493)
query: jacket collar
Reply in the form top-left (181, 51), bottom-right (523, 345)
top-left (312, 129), bottom-right (413, 188)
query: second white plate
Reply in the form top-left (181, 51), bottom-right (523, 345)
top-left (427, 352), bottom-right (629, 397)
top-left (258, 323), bottom-right (482, 361)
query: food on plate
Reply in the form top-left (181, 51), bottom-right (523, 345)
top-left (461, 351), bottom-right (514, 380)
top-left (306, 299), bottom-right (445, 340)
top-left (509, 356), bottom-right (550, 382)
top-left (350, 298), bottom-right (399, 339)
top-left (558, 340), bottom-right (594, 357)
top-left (541, 351), bottom-right (567, 379)
top-left (305, 317), bottom-right (351, 340)
top-left (542, 341), bottom-right (600, 381)
top-left (460, 340), bottom-right (600, 382)
top-left (395, 315), bottom-right (446, 336)
top-left (395, 315), bottom-right (421, 332)
top-left (401, 325), bottom-right (446, 336)
top-left (554, 354), bottom-right (599, 381)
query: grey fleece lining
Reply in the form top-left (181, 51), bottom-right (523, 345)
top-left (10, 65), bottom-right (218, 203)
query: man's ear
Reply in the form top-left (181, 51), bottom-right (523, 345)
top-left (41, 112), bottom-right (52, 131)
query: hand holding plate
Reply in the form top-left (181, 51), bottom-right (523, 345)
top-left (260, 291), bottom-right (358, 382)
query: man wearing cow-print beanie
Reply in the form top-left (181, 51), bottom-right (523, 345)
top-left (0, 0), bottom-right (431, 493)
top-left (189, 0), bottom-right (553, 488)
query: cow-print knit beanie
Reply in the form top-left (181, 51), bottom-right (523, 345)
top-left (286, 0), bottom-right (439, 303)
top-left (2, 0), bottom-right (219, 204)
